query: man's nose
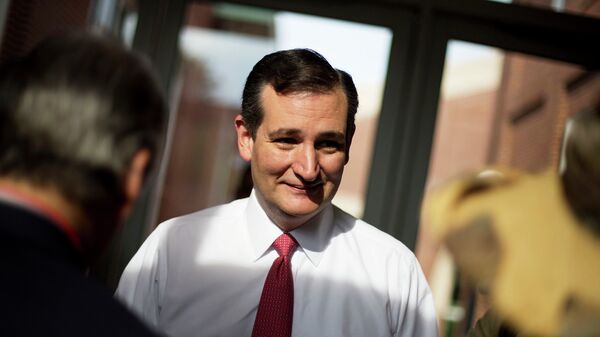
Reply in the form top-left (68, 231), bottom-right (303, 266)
top-left (291, 145), bottom-right (320, 182)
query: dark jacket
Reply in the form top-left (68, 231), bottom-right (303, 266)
top-left (0, 202), bottom-right (163, 337)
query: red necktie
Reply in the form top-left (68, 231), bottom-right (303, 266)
top-left (252, 233), bottom-right (297, 337)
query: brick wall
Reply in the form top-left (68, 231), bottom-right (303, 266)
top-left (0, 0), bottom-right (91, 62)
top-left (492, 53), bottom-right (600, 171)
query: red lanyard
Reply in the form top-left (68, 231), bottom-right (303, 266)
top-left (0, 186), bottom-right (82, 251)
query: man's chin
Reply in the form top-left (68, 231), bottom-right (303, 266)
top-left (279, 201), bottom-right (327, 219)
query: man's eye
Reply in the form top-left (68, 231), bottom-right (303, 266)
top-left (317, 141), bottom-right (343, 150)
top-left (274, 137), bottom-right (297, 144)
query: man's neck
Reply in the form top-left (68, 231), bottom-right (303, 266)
top-left (0, 178), bottom-right (88, 250)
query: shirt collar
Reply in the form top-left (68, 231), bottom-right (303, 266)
top-left (245, 189), bottom-right (334, 267)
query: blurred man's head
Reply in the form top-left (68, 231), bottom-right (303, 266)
top-left (0, 32), bottom-right (167, 256)
top-left (235, 49), bottom-right (358, 231)
top-left (561, 104), bottom-right (600, 236)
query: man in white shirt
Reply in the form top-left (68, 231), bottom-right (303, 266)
top-left (116, 48), bottom-right (438, 337)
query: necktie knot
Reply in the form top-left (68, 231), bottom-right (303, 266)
top-left (273, 233), bottom-right (297, 258)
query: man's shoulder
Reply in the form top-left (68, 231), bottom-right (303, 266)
top-left (1, 241), bottom-right (161, 337)
top-left (331, 205), bottom-right (418, 264)
top-left (150, 198), bottom-right (248, 241)
top-left (61, 273), bottom-right (163, 336)
top-left (160, 198), bottom-right (246, 229)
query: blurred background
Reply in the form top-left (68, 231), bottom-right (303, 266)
top-left (0, 0), bottom-right (598, 336)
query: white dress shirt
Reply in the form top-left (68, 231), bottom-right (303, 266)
top-left (116, 190), bottom-right (438, 337)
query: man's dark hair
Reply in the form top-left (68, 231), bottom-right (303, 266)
top-left (241, 48), bottom-right (358, 141)
top-left (561, 103), bottom-right (600, 236)
top-left (0, 32), bottom-right (166, 239)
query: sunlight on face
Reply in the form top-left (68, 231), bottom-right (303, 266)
top-left (247, 85), bottom-right (350, 230)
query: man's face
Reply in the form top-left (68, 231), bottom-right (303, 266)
top-left (236, 85), bottom-right (353, 230)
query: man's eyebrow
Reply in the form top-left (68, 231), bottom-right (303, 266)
top-left (267, 129), bottom-right (346, 141)
top-left (268, 128), bottom-right (301, 138)
top-left (319, 131), bottom-right (345, 141)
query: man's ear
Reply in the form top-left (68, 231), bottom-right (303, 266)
top-left (235, 115), bottom-right (253, 162)
top-left (344, 125), bottom-right (356, 164)
top-left (121, 148), bottom-right (151, 218)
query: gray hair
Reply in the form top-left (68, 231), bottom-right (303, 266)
top-left (0, 32), bottom-right (167, 238)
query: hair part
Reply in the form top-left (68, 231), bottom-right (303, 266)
top-left (241, 48), bottom-right (358, 141)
